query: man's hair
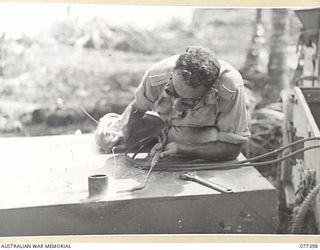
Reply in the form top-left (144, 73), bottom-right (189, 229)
top-left (175, 46), bottom-right (221, 88)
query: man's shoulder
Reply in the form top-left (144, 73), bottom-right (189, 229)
top-left (147, 55), bottom-right (178, 87)
top-left (216, 60), bottom-right (244, 100)
top-left (218, 60), bottom-right (243, 87)
top-left (149, 55), bottom-right (179, 74)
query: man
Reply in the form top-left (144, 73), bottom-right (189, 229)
top-left (95, 46), bottom-right (250, 161)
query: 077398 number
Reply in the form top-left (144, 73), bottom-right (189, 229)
top-left (300, 244), bottom-right (318, 248)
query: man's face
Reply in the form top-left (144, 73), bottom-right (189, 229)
top-left (172, 69), bottom-right (207, 99)
top-left (165, 69), bottom-right (207, 112)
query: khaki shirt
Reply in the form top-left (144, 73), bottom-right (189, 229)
top-left (134, 55), bottom-right (251, 144)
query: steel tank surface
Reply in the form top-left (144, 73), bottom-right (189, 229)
top-left (0, 134), bottom-right (277, 236)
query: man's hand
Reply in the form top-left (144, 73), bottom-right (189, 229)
top-left (160, 142), bottom-right (179, 158)
top-left (95, 129), bottom-right (123, 151)
top-left (150, 142), bottom-right (179, 158)
top-left (95, 113), bottom-right (123, 151)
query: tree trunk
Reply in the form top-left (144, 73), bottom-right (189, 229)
top-left (241, 9), bottom-right (267, 77)
top-left (261, 9), bottom-right (290, 106)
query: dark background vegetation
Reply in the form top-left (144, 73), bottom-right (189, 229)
top-left (0, 7), bottom-right (301, 154)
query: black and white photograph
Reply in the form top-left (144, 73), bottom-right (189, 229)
top-left (0, 2), bottom-right (319, 238)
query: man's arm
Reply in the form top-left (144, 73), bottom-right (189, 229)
top-left (160, 141), bottom-right (242, 161)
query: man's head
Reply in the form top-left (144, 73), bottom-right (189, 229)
top-left (175, 46), bottom-right (221, 87)
top-left (172, 46), bottom-right (221, 99)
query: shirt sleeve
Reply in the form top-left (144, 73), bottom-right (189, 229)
top-left (134, 70), bottom-right (157, 111)
top-left (216, 85), bottom-right (251, 144)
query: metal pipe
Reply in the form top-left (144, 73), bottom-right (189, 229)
top-left (88, 174), bottom-right (108, 198)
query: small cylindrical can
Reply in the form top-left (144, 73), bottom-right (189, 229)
top-left (88, 174), bottom-right (108, 198)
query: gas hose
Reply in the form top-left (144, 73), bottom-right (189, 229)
top-left (124, 137), bottom-right (320, 171)
top-left (291, 184), bottom-right (320, 234)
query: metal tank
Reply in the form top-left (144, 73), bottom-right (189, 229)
top-left (0, 133), bottom-right (277, 236)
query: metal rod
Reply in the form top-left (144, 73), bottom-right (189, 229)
top-left (80, 105), bottom-right (99, 124)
